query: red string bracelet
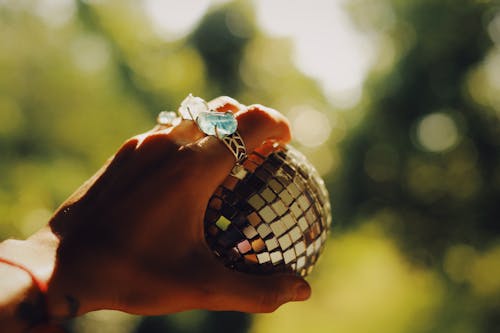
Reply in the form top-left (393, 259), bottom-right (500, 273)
top-left (0, 257), bottom-right (66, 333)
top-left (0, 257), bottom-right (48, 293)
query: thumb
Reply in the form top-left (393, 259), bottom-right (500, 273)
top-left (205, 264), bottom-right (311, 313)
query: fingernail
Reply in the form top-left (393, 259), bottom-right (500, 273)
top-left (293, 282), bottom-right (311, 301)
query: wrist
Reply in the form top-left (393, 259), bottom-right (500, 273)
top-left (0, 227), bottom-right (88, 324)
top-left (0, 263), bottom-right (39, 332)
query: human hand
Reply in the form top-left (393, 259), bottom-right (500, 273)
top-left (44, 96), bottom-right (311, 318)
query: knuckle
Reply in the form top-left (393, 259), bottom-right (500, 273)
top-left (119, 137), bottom-right (139, 153)
top-left (211, 96), bottom-right (243, 112)
top-left (122, 132), bottom-right (181, 166)
top-left (136, 132), bottom-right (178, 153)
top-left (244, 104), bottom-right (272, 119)
top-left (112, 137), bottom-right (139, 163)
top-left (123, 136), bottom-right (140, 148)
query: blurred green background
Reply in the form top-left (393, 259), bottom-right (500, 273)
top-left (1, 0), bottom-right (499, 332)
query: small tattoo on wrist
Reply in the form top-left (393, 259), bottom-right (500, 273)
top-left (65, 295), bottom-right (80, 318)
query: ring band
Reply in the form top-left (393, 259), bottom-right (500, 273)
top-left (219, 130), bottom-right (247, 164)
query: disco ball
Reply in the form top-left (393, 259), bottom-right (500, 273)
top-left (204, 141), bottom-right (332, 277)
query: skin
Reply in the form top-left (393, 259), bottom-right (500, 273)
top-left (0, 97), bottom-right (311, 332)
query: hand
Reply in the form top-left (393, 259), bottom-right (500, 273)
top-left (44, 97), bottom-right (311, 317)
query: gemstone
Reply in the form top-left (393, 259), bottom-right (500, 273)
top-left (178, 94), bottom-right (208, 120)
top-left (196, 111), bottom-right (237, 137)
top-left (157, 111), bottom-right (177, 125)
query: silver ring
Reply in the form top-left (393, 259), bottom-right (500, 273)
top-left (219, 130), bottom-right (247, 165)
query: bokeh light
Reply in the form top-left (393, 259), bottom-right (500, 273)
top-left (253, 0), bottom-right (375, 109)
top-left (33, 0), bottom-right (75, 27)
top-left (415, 112), bottom-right (460, 153)
top-left (290, 106), bottom-right (331, 148)
top-left (143, 0), bottom-right (212, 41)
top-left (70, 34), bottom-right (111, 73)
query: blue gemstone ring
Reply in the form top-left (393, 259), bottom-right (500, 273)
top-left (174, 94), bottom-right (247, 165)
top-left (196, 111), bottom-right (238, 138)
top-left (177, 94), bottom-right (238, 138)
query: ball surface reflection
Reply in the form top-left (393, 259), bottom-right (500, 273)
top-left (204, 141), bottom-right (331, 277)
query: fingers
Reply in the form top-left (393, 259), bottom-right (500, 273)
top-left (165, 96), bottom-right (244, 144)
top-left (94, 96), bottom-right (246, 196)
top-left (204, 265), bottom-right (311, 312)
top-left (108, 98), bottom-right (291, 200)
top-left (236, 104), bottom-right (292, 149)
top-left (193, 104), bottom-right (291, 190)
top-left (149, 96), bottom-right (244, 139)
top-left (134, 97), bottom-right (244, 169)
top-left (208, 96), bottom-right (244, 113)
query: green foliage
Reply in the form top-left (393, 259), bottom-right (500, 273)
top-left (337, 0), bottom-right (498, 258)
